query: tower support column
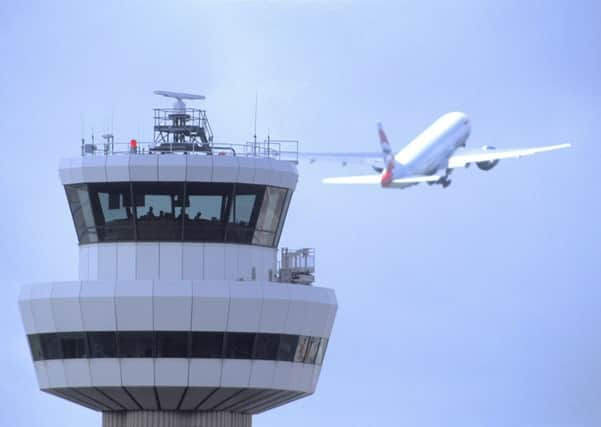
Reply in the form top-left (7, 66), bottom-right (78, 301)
top-left (102, 411), bottom-right (251, 427)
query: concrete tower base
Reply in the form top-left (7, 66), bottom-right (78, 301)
top-left (102, 412), bottom-right (251, 427)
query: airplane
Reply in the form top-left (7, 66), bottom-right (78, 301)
top-left (305, 112), bottom-right (570, 189)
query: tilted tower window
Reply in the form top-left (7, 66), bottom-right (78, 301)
top-left (27, 331), bottom-right (329, 366)
top-left (133, 182), bottom-right (185, 241)
top-left (64, 182), bottom-right (290, 247)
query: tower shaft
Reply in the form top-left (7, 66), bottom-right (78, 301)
top-left (103, 411), bottom-right (251, 427)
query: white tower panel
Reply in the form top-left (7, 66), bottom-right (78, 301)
top-left (105, 155), bottom-right (131, 182)
top-left (130, 155), bottom-right (159, 181)
top-left (115, 280), bottom-right (154, 330)
top-left (81, 156), bottom-right (107, 182)
top-left (153, 280), bottom-right (192, 330)
top-left (50, 281), bottom-right (83, 331)
top-left (159, 243), bottom-right (183, 280)
top-left (80, 281), bottom-right (117, 330)
top-left (191, 281), bottom-right (230, 331)
top-left (158, 155), bottom-right (187, 181)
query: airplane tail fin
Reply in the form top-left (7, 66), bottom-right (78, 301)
top-left (377, 122), bottom-right (396, 184)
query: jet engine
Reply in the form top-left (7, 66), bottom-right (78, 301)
top-left (476, 146), bottom-right (500, 171)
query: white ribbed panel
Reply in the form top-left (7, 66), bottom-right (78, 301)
top-left (21, 281), bottom-right (335, 406)
top-left (130, 156), bottom-right (158, 181)
top-left (106, 155), bottom-right (130, 181)
top-left (212, 156), bottom-right (239, 182)
top-left (82, 243), bottom-right (276, 282)
top-left (60, 155), bottom-right (298, 191)
top-left (22, 281), bottom-right (337, 338)
top-left (81, 157), bottom-right (107, 182)
top-left (158, 155), bottom-right (186, 181)
top-left (102, 411), bottom-right (251, 427)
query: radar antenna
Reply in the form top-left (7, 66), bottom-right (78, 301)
top-left (153, 90), bottom-right (205, 112)
top-left (152, 90), bottom-right (213, 150)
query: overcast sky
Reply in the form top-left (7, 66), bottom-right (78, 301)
top-left (1, 1), bottom-right (600, 426)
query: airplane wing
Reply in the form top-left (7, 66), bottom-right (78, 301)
top-left (323, 174), bottom-right (441, 185)
top-left (448, 143), bottom-right (571, 169)
top-left (299, 151), bottom-right (382, 166)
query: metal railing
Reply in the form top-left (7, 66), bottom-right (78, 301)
top-left (153, 108), bottom-right (214, 145)
top-left (277, 248), bottom-right (315, 285)
top-left (80, 139), bottom-right (299, 162)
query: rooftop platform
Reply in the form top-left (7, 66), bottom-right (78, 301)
top-left (81, 138), bottom-right (299, 163)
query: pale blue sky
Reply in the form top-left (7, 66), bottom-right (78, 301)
top-left (0, 1), bottom-right (599, 426)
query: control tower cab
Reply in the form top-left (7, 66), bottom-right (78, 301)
top-left (18, 92), bottom-right (337, 427)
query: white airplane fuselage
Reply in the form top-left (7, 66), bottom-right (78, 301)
top-left (393, 112), bottom-right (471, 179)
top-left (321, 111), bottom-right (570, 188)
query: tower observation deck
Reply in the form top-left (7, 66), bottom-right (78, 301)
top-left (18, 92), bottom-right (337, 427)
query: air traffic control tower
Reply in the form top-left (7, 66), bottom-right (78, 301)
top-left (18, 92), bottom-right (337, 427)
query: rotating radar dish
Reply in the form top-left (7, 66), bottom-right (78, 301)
top-left (154, 90), bottom-right (206, 111)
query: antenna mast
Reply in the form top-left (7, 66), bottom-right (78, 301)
top-left (253, 93), bottom-right (258, 145)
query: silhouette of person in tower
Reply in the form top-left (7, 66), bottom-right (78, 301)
top-left (146, 206), bottom-right (155, 219)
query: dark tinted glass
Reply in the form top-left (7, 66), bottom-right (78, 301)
top-left (28, 335), bottom-right (43, 361)
top-left (117, 331), bottom-right (154, 357)
top-left (65, 184), bottom-right (97, 243)
top-left (191, 332), bottom-right (224, 358)
top-left (156, 332), bottom-right (189, 358)
top-left (29, 331), bottom-right (321, 364)
top-left (293, 336), bottom-right (310, 363)
top-left (58, 332), bottom-right (88, 359)
top-left (64, 182), bottom-right (289, 247)
top-left (315, 338), bottom-right (328, 365)
top-left (224, 332), bottom-right (255, 359)
top-left (253, 333), bottom-right (280, 360)
top-left (88, 332), bottom-right (117, 358)
top-left (40, 334), bottom-right (61, 360)
top-left (277, 334), bottom-right (299, 362)
top-left (253, 187), bottom-right (287, 246)
top-left (304, 336), bottom-right (320, 364)
top-left (133, 183), bottom-right (184, 240)
top-left (184, 183), bottom-right (232, 242)
top-left (226, 184), bottom-right (264, 244)
top-left (88, 183), bottom-right (134, 241)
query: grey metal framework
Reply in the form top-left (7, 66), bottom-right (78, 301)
top-left (79, 104), bottom-right (299, 162)
top-left (153, 107), bottom-right (213, 146)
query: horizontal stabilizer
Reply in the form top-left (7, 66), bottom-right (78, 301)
top-left (322, 175), bottom-right (382, 184)
top-left (322, 174), bottom-right (441, 185)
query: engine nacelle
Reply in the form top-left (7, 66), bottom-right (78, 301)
top-left (476, 145), bottom-right (500, 171)
top-left (476, 159), bottom-right (499, 170)
top-left (371, 160), bottom-right (384, 173)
